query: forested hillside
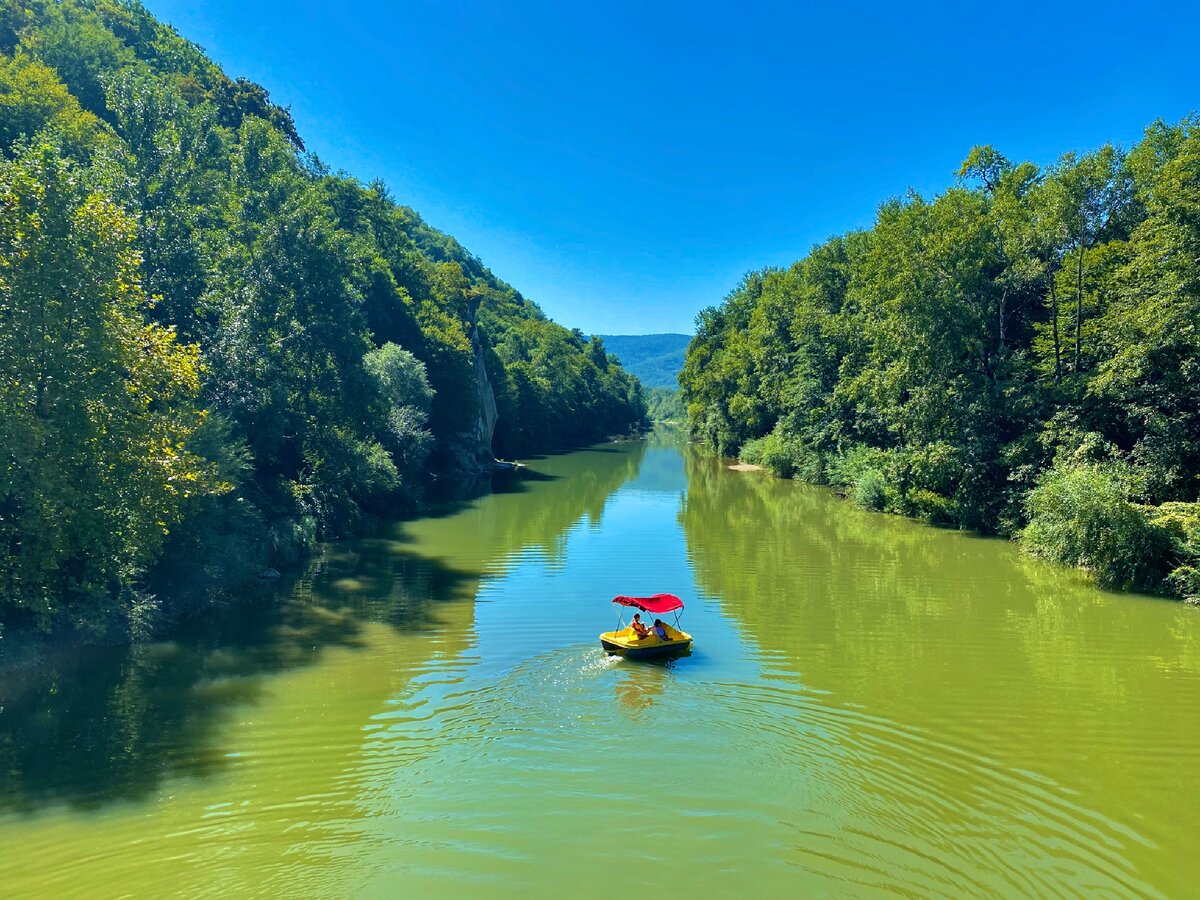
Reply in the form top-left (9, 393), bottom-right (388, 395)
top-left (681, 128), bottom-right (1200, 601)
top-left (645, 387), bottom-right (686, 422)
top-left (597, 333), bottom-right (690, 388)
top-left (0, 0), bottom-right (645, 634)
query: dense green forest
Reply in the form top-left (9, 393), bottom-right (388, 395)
top-left (645, 387), bottom-right (686, 422)
top-left (596, 333), bottom-right (690, 388)
top-left (681, 126), bottom-right (1200, 601)
top-left (0, 0), bottom-right (646, 635)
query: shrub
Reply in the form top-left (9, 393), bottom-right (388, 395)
top-left (1021, 464), bottom-right (1172, 592)
top-left (831, 445), bottom-right (897, 512)
top-left (363, 342), bottom-right (433, 498)
top-left (853, 469), bottom-right (887, 511)
top-left (739, 431), bottom-right (794, 477)
top-left (267, 509), bottom-right (317, 569)
top-left (906, 488), bottom-right (959, 525)
top-left (737, 426), bottom-right (830, 483)
top-left (363, 343), bottom-right (434, 414)
top-left (353, 439), bottom-right (401, 501)
top-left (1147, 502), bottom-right (1200, 602)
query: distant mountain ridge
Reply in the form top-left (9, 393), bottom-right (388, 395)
top-left (597, 333), bottom-right (691, 389)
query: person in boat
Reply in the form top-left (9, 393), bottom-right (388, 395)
top-left (630, 613), bottom-right (650, 638)
top-left (652, 619), bottom-right (669, 641)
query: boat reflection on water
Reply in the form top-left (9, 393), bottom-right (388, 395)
top-left (611, 647), bottom-right (691, 717)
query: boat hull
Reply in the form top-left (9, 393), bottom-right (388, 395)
top-left (599, 626), bottom-right (692, 658)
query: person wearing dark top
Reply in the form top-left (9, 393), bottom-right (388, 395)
top-left (653, 619), bottom-right (669, 640)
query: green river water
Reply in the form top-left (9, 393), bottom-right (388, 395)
top-left (1, 435), bottom-right (1199, 898)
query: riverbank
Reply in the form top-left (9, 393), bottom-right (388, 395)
top-left (0, 459), bottom-right (495, 672)
top-left (729, 444), bottom-right (1200, 604)
top-left (0, 442), bottom-right (644, 673)
top-left (678, 119), bottom-right (1200, 608)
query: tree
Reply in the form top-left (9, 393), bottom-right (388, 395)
top-left (679, 118), bottom-right (1200, 596)
top-left (0, 145), bottom-right (216, 629)
top-left (363, 342), bottom-right (434, 479)
top-left (0, 1), bottom-right (649, 629)
top-left (1044, 147), bottom-right (1132, 375)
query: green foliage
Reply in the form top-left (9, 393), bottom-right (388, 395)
top-left (20, 0), bottom-right (136, 118)
top-left (364, 342), bottom-right (434, 415)
top-left (364, 343), bottom-right (433, 484)
top-left (489, 324), bottom-right (646, 457)
top-left (0, 54), bottom-right (108, 157)
top-left (1147, 503), bottom-right (1200, 603)
top-left (0, 143), bottom-right (218, 630)
top-left (681, 118), bottom-right (1200, 599)
top-left (853, 470), bottom-right (887, 513)
top-left (830, 446), bottom-right (896, 513)
top-left (738, 428), bottom-right (819, 481)
top-left (1022, 464), bottom-right (1170, 592)
top-left (0, 0), bottom-right (645, 633)
top-left (645, 386), bottom-right (686, 423)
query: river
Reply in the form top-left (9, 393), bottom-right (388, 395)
top-left (1, 435), bottom-right (1198, 898)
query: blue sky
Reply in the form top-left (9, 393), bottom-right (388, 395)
top-left (146, 1), bottom-right (1199, 335)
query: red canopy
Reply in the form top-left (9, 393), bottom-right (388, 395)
top-left (613, 593), bottom-right (684, 614)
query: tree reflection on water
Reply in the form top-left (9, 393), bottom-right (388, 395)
top-left (0, 441), bottom-right (645, 813)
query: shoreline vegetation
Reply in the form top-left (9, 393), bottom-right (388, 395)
top-left (681, 126), bottom-right (1200, 603)
top-left (0, 0), bottom-right (647, 649)
top-left (646, 386), bottom-right (686, 424)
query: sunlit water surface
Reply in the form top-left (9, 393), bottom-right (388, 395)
top-left (2, 436), bottom-right (1199, 898)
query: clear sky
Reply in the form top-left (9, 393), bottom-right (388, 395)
top-left (145, 0), bottom-right (1198, 335)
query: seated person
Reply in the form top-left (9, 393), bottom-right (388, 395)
top-left (652, 619), bottom-right (669, 640)
top-left (630, 613), bottom-right (650, 638)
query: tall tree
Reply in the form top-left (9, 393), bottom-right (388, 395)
top-left (0, 145), bottom-right (215, 628)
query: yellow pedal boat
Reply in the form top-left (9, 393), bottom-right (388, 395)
top-left (600, 593), bottom-right (692, 659)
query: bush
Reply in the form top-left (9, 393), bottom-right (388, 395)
top-left (830, 445), bottom-right (897, 512)
top-left (739, 431), bottom-right (795, 477)
top-left (853, 468), bottom-right (887, 511)
top-left (363, 342), bottom-right (433, 498)
top-left (906, 487), bottom-right (959, 525)
top-left (737, 424), bottom-right (830, 483)
top-left (1147, 502), bottom-right (1200, 602)
top-left (387, 405), bottom-right (434, 474)
top-left (693, 403), bottom-right (741, 457)
top-left (1021, 464), bottom-right (1172, 592)
top-left (267, 508), bottom-right (317, 569)
top-left (353, 439), bottom-right (401, 501)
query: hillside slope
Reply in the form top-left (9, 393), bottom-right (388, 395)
top-left (0, 0), bottom-right (646, 632)
top-left (597, 333), bottom-right (691, 388)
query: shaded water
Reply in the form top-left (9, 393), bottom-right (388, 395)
top-left (2, 435), bottom-right (1198, 897)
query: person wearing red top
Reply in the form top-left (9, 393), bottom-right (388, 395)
top-left (630, 613), bottom-right (650, 638)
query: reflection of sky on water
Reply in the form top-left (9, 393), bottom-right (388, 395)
top-left (352, 445), bottom-right (1166, 899)
top-left (468, 445), bottom-right (759, 685)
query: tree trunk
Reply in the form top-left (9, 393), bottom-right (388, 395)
top-left (1050, 275), bottom-right (1062, 382)
top-left (998, 287), bottom-right (1007, 357)
top-left (1074, 238), bottom-right (1084, 374)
